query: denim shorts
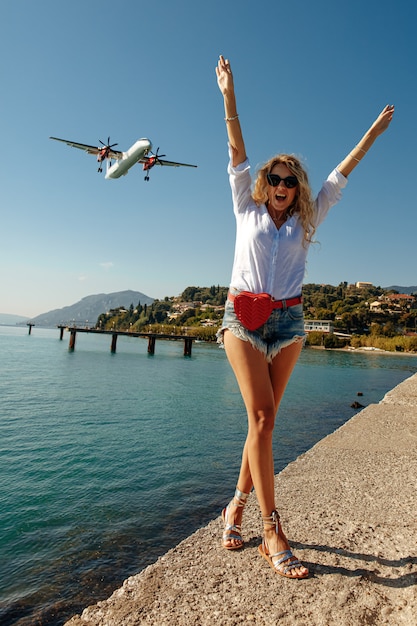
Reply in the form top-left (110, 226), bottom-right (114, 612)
top-left (217, 292), bottom-right (306, 363)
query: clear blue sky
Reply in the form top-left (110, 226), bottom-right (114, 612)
top-left (1, 0), bottom-right (416, 317)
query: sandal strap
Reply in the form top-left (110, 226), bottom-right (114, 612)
top-left (273, 550), bottom-right (297, 565)
top-left (233, 488), bottom-right (249, 507)
top-left (262, 509), bottom-right (280, 532)
top-left (223, 523), bottom-right (242, 539)
top-left (267, 548), bottom-right (303, 574)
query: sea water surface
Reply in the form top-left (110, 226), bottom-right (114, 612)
top-left (0, 325), bottom-right (416, 625)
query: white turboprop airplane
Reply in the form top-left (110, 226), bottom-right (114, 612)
top-left (49, 136), bottom-right (197, 181)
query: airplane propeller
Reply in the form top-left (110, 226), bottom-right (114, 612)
top-left (96, 137), bottom-right (119, 172)
top-left (151, 147), bottom-right (166, 164)
top-left (99, 137), bottom-right (118, 151)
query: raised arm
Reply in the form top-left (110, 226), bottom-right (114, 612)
top-left (216, 55), bottom-right (247, 167)
top-left (337, 104), bottom-right (395, 177)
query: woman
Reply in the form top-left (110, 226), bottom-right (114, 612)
top-left (215, 54), bottom-right (394, 579)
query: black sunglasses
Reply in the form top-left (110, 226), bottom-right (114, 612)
top-left (266, 173), bottom-right (298, 189)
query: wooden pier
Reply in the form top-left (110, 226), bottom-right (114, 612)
top-left (57, 326), bottom-right (198, 356)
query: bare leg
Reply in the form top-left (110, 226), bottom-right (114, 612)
top-left (223, 331), bottom-right (307, 576)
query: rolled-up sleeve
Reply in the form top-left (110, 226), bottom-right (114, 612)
top-left (227, 146), bottom-right (253, 215)
top-left (314, 168), bottom-right (348, 226)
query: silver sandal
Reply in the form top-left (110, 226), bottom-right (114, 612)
top-left (258, 510), bottom-right (309, 579)
top-left (221, 488), bottom-right (249, 550)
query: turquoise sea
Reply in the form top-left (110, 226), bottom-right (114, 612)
top-left (1, 325), bottom-right (416, 625)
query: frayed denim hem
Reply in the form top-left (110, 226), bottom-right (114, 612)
top-left (217, 326), bottom-right (305, 363)
top-left (216, 324), bottom-right (248, 348)
top-left (264, 334), bottom-right (305, 363)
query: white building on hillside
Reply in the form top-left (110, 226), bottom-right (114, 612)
top-left (356, 281), bottom-right (373, 289)
top-left (304, 320), bottom-right (334, 333)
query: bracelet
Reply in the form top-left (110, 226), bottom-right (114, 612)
top-left (356, 146), bottom-right (367, 154)
top-left (350, 153), bottom-right (361, 162)
top-left (225, 114), bottom-right (239, 122)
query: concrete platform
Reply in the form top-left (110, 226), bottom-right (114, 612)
top-left (66, 373), bottom-right (417, 626)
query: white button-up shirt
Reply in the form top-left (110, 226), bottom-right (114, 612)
top-left (228, 158), bottom-right (348, 300)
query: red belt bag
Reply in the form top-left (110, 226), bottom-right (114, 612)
top-left (228, 291), bottom-right (303, 331)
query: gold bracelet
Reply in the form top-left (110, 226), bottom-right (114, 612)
top-left (356, 146), bottom-right (367, 154)
top-left (225, 114), bottom-right (239, 122)
top-left (350, 153), bottom-right (361, 162)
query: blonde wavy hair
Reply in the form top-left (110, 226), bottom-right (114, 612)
top-left (252, 154), bottom-right (316, 245)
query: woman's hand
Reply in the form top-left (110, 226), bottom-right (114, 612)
top-left (369, 104), bottom-right (395, 137)
top-left (216, 55), bottom-right (234, 96)
top-left (370, 104), bottom-right (394, 135)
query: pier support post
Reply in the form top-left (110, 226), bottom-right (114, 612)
top-left (59, 327), bottom-right (65, 340)
top-left (111, 334), bottom-right (118, 353)
top-left (69, 330), bottom-right (76, 351)
top-left (27, 323), bottom-right (35, 335)
top-left (148, 336), bottom-right (156, 355)
top-left (184, 337), bottom-right (193, 357)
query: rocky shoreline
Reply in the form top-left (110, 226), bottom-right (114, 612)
top-left (66, 373), bottom-right (417, 626)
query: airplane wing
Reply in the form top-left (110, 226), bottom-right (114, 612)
top-left (139, 156), bottom-right (197, 168)
top-left (49, 136), bottom-right (123, 160)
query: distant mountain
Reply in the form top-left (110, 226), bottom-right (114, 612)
top-left (25, 290), bottom-right (154, 328)
top-left (0, 313), bottom-right (30, 326)
top-left (385, 286), bottom-right (417, 295)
